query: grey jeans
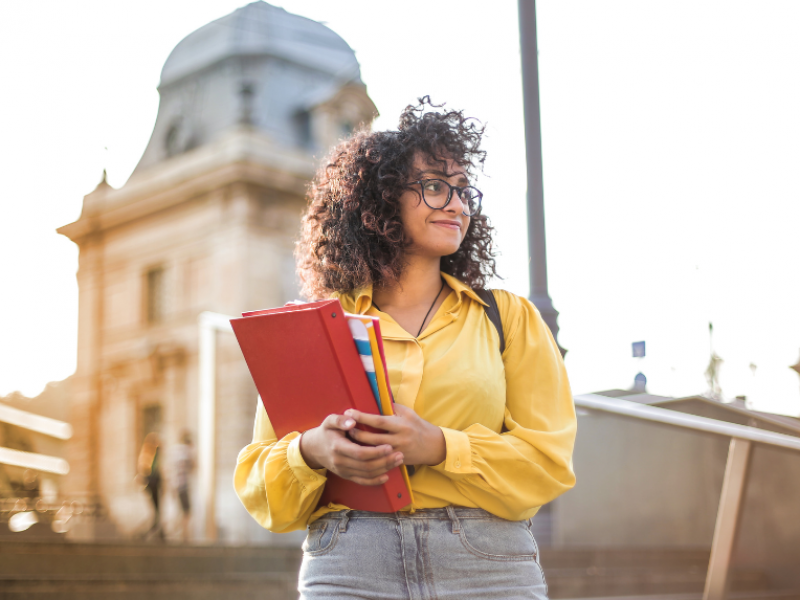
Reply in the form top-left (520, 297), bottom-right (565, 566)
top-left (298, 507), bottom-right (548, 600)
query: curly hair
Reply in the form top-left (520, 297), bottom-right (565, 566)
top-left (295, 97), bottom-right (498, 299)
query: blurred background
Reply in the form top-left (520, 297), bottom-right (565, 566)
top-left (1, 1), bottom-right (799, 599)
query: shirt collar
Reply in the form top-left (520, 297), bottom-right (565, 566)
top-left (335, 271), bottom-right (487, 314)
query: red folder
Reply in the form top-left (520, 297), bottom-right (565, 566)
top-left (230, 299), bottom-right (411, 512)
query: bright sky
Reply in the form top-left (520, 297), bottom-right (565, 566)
top-left (1, 1), bottom-right (799, 415)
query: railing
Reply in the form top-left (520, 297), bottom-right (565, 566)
top-left (0, 402), bottom-right (72, 475)
top-left (0, 494), bottom-right (104, 533)
top-left (573, 393), bottom-right (800, 600)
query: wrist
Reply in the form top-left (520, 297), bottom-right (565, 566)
top-left (422, 424), bottom-right (447, 466)
top-left (299, 429), bottom-right (324, 470)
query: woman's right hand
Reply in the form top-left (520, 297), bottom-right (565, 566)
top-left (299, 414), bottom-right (403, 485)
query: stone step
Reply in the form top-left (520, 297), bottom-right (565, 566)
top-left (0, 540), bottom-right (302, 578)
top-left (562, 593), bottom-right (800, 600)
top-left (541, 547), bottom-right (711, 570)
top-left (0, 576), bottom-right (296, 600)
top-left (547, 566), bottom-right (769, 599)
top-left (2, 540), bottom-right (794, 600)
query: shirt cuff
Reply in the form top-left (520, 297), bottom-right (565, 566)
top-left (286, 434), bottom-right (327, 489)
top-left (432, 427), bottom-right (474, 474)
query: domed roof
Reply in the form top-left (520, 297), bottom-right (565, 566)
top-left (160, 1), bottom-right (361, 88)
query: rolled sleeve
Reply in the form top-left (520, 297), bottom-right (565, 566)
top-left (233, 401), bottom-right (328, 533)
top-left (286, 434), bottom-right (328, 488)
top-left (432, 426), bottom-right (475, 474)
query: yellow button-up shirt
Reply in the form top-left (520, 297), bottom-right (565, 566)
top-left (233, 273), bottom-right (576, 533)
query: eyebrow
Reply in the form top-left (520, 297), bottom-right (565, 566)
top-left (418, 169), bottom-right (470, 184)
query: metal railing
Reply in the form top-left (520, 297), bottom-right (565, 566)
top-left (573, 393), bottom-right (800, 600)
top-left (0, 402), bottom-right (72, 475)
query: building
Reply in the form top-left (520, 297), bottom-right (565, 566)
top-left (56, 1), bottom-right (376, 543)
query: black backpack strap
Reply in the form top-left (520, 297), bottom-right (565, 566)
top-left (475, 288), bottom-right (505, 355)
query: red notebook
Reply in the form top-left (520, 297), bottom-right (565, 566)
top-left (230, 299), bottom-right (412, 513)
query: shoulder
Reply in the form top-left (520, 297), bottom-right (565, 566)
top-left (487, 289), bottom-right (542, 323)
top-left (485, 289), bottom-right (550, 349)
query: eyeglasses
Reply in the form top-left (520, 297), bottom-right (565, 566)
top-left (408, 179), bottom-right (483, 216)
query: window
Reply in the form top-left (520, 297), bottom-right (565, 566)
top-left (145, 267), bottom-right (165, 324)
top-left (141, 404), bottom-right (163, 441)
top-left (295, 110), bottom-right (312, 147)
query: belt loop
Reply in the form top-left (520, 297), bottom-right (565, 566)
top-left (338, 510), bottom-right (351, 533)
top-left (445, 506), bottom-right (461, 535)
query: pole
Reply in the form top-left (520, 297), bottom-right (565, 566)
top-left (197, 318), bottom-right (217, 542)
top-left (518, 0), bottom-right (564, 355)
top-left (703, 437), bottom-right (752, 600)
top-left (196, 311), bottom-right (234, 543)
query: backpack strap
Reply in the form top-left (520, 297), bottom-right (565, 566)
top-left (475, 289), bottom-right (505, 355)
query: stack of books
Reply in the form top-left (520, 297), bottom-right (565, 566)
top-left (231, 299), bottom-right (412, 512)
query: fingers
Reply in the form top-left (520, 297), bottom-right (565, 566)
top-left (391, 403), bottom-right (410, 417)
top-left (348, 428), bottom-right (393, 447)
top-left (348, 474), bottom-right (390, 486)
top-left (344, 409), bottom-right (401, 431)
top-left (332, 451), bottom-right (403, 479)
top-left (335, 438), bottom-right (396, 462)
top-left (314, 412), bottom-right (407, 485)
top-left (321, 413), bottom-right (357, 432)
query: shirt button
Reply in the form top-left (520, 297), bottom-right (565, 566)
top-left (454, 461), bottom-right (461, 469)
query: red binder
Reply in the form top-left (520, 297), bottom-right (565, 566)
top-left (230, 299), bottom-right (411, 513)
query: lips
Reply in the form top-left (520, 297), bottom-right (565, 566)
top-left (431, 220), bottom-right (462, 230)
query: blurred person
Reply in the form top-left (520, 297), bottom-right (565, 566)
top-left (137, 432), bottom-right (163, 540)
top-left (172, 430), bottom-right (195, 542)
top-left (234, 98), bottom-right (576, 599)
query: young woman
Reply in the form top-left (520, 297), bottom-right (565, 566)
top-left (234, 98), bottom-right (576, 600)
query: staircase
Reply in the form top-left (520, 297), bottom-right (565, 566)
top-left (0, 539), bottom-right (302, 600)
top-left (541, 548), bottom-right (797, 600)
top-left (2, 540), bottom-right (798, 600)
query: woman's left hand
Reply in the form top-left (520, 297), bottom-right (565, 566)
top-left (345, 404), bottom-right (446, 466)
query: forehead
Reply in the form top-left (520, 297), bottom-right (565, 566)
top-left (412, 153), bottom-right (467, 178)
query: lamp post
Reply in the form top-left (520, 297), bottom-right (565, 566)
top-left (518, 0), bottom-right (564, 355)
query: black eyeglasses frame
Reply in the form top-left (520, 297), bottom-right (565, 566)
top-left (408, 179), bottom-right (483, 217)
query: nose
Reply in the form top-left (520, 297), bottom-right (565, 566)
top-left (444, 188), bottom-right (467, 215)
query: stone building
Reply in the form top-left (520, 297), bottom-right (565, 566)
top-left (57, 1), bottom-right (376, 543)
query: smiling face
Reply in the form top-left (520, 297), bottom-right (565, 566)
top-left (398, 153), bottom-right (471, 260)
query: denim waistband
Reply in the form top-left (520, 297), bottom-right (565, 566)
top-left (317, 507), bottom-right (514, 522)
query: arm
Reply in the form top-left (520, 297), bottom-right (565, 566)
top-left (233, 400), bottom-right (403, 533)
top-left (349, 292), bottom-right (577, 521)
top-left (233, 401), bottom-right (327, 533)
top-left (433, 291), bottom-right (576, 518)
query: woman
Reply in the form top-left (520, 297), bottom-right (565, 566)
top-left (234, 98), bottom-right (576, 599)
top-left (137, 432), bottom-right (163, 540)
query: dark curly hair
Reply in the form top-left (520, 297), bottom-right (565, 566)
top-left (296, 97), bottom-right (498, 299)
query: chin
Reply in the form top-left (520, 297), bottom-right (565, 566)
top-left (438, 243), bottom-right (463, 257)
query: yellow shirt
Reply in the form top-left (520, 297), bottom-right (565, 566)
top-left (233, 273), bottom-right (576, 533)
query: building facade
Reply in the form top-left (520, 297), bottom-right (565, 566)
top-left (57, 1), bottom-right (376, 543)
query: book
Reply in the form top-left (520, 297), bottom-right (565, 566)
top-left (346, 317), bottom-right (383, 414)
top-left (346, 315), bottom-right (393, 414)
top-left (343, 315), bottom-right (413, 495)
top-left (231, 299), bottom-right (412, 513)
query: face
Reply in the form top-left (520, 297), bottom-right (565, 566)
top-left (398, 154), bottom-right (471, 259)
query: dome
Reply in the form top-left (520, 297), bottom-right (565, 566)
top-left (131, 1), bottom-right (375, 175)
top-left (160, 1), bottom-right (361, 88)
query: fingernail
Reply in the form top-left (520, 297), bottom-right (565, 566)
top-left (345, 419), bottom-right (355, 427)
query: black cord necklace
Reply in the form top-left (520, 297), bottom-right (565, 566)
top-left (372, 278), bottom-right (445, 337)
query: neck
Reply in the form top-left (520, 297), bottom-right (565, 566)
top-left (373, 254), bottom-right (443, 310)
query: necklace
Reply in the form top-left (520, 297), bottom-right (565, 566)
top-left (372, 278), bottom-right (446, 338)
